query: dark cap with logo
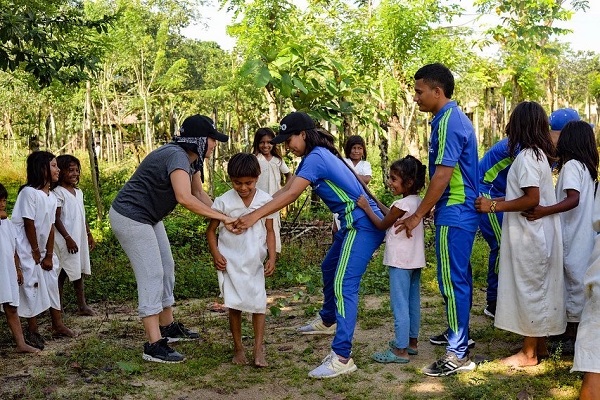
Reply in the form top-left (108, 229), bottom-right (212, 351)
top-left (180, 114), bottom-right (229, 142)
top-left (271, 112), bottom-right (316, 144)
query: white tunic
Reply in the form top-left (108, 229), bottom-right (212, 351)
top-left (0, 218), bottom-right (19, 306)
top-left (494, 149), bottom-right (566, 336)
top-left (212, 189), bottom-right (273, 314)
top-left (573, 190), bottom-right (600, 372)
top-left (53, 186), bottom-right (91, 280)
top-left (12, 187), bottom-right (60, 317)
top-left (256, 153), bottom-right (290, 253)
top-left (383, 195), bottom-right (425, 269)
top-left (556, 160), bottom-right (595, 322)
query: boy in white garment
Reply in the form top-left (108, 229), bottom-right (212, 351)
top-left (206, 153), bottom-right (276, 367)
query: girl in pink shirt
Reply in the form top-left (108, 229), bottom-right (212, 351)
top-left (357, 155), bottom-right (426, 363)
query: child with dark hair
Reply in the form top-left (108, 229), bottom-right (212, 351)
top-left (0, 183), bottom-right (40, 354)
top-left (357, 155), bottom-right (426, 364)
top-left (53, 155), bottom-right (96, 316)
top-left (13, 151), bottom-right (75, 350)
top-left (522, 120), bottom-right (599, 347)
top-left (206, 153), bottom-right (276, 367)
top-left (252, 127), bottom-right (291, 253)
top-left (477, 101), bottom-right (565, 367)
top-left (343, 135), bottom-right (372, 185)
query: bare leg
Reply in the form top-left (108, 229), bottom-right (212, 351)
top-left (142, 314), bottom-right (162, 343)
top-left (27, 317), bottom-right (39, 334)
top-left (580, 372), bottom-right (600, 400)
top-left (229, 309), bottom-right (247, 365)
top-left (73, 278), bottom-right (95, 316)
top-left (3, 304), bottom-right (39, 353)
top-left (158, 306), bottom-right (174, 327)
top-left (50, 308), bottom-right (75, 337)
top-left (252, 313), bottom-right (267, 367)
top-left (501, 336), bottom-right (540, 367)
top-left (409, 337), bottom-right (419, 354)
top-left (58, 269), bottom-right (67, 309)
top-left (536, 337), bottom-right (549, 359)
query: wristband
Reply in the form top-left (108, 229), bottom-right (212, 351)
top-left (490, 201), bottom-right (497, 213)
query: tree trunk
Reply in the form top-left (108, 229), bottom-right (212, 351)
top-left (264, 84), bottom-right (278, 125)
top-left (85, 81), bottom-right (104, 221)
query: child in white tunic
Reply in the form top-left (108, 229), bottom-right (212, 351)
top-left (252, 127), bottom-right (291, 253)
top-left (572, 172), bottom-right (600, 399)
top-left (12, 151), bottom-right (75, 349)
top-left (476, 101), bottom-right (565, 367)
top-left (521, 121), bottom-right (598, 344)
top-left (53, 155), bottom-right (96, 316)
top-left (207, 153), bottom-right (276, 367)
top-left (0, 183), bottom-right (40, 353)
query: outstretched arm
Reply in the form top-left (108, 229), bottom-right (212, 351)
top-left (234, 176), bottom-right (310, 230)
top-left (476, 186), bottom-right (540, 214)
top-left (356, 195), bottom-right (406, 231)
top-left (521, 189), bottom-right (579, 220)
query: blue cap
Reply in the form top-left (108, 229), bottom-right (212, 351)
top-left (549, 108), bottom-right (580, 131)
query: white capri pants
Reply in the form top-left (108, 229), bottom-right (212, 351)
top-left (109, 207), bottom-right (175, 317)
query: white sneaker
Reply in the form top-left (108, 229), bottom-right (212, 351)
top-left (297, 316), bottom-right (336, 335)
top-left (308, 351), bottom-right (357, 378)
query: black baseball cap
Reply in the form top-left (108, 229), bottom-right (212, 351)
top-left (180, 114), bottom-right (229, 142)
top-left (271, 112), bottom-right (316, 144)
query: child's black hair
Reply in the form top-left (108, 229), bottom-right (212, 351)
top-left (252, 127), bottom-right (283, 159)
top-left (344, 135), bottom-right (367, 160)
top-left (557, 120), bottom-right (599, 181)
top-left (389, 155), bottom-right (426, 194)
top-left (0, 183), bottom-right (7, 199)
top-left (56, 154), bottom-right (81, 188)
top-left (506, 101), bottom-right (555, 163)
top-left (20, 150), bottom-right (55, 192)
top-left (228, 153), bottom-right (261, 179)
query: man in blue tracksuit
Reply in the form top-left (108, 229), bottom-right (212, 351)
top-left (398, 63), bottom-right (479, 376)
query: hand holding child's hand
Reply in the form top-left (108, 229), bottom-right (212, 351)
top-left (521, 205), bottom-right (546, 221)
top-left (356, 195), bottom-right (369, 210)
top-left (213, 253), bottom-right (227, 271)
top-left (264, 258), bottom-right (275, 277)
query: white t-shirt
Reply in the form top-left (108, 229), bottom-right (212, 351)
top-left (344, 159), bottom-right (372, 178)
top-left (256, 154), bottom-right (291, 195)
top-left (0, 218), bottom-right (19, 306)
top-left (383, 195), bottom-right (425, 269)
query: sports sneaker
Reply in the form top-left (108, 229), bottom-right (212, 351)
top-left (484, 302), bottom-right (496, 319)
top-left (160, 321), bottom-right (200, 343)
top-left (429, 330), bottom-right (475, 348)
top-left (142, 338), bottom-right (185, 363)
top-left (25, 330), bottom-right (45, 350)
top-left (308, 351), bottom-right (357, 378)
top-left (422, 351), bottom-right (476, 377)
top-left (297, 316), bottom-right (336, 335)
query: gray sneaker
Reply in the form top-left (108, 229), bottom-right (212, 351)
top-left (422, 352), bottom-right (476, 377)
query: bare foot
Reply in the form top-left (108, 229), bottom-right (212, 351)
top-left (52, 325), bottom-right (76, 338)
top-left (76, 306), bottom-right (96, 316)
top-left (15, 343), bottom-right (41, 354)
top-left (254, 345), bottom-right (268, 367)
top-left (232, 349), bottom-right (248, 365)
top-left (500, 350), bottom-right (539, 367)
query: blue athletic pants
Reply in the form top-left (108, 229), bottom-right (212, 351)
top-left (435, 225), bottom-right (476, 359)
top-left (319, 217), bottom-right (385, 358)
top-left (478, 211), bottom-right (503, 304)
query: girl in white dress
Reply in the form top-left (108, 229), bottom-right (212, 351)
top-left (53, 155), bottom-right (96, 316)
top-left (476, 101), bottom-right (565, 367)
top-left (206, 153), bottom-right (276, 367)
top-left (12, 151), bottom-right (75, 350)
top-left (252, 127), bottom-right (291, 253)
top-left (521, 121), bottom-right (598, 344)
top-left (0, 183), bottom-right (40, 353)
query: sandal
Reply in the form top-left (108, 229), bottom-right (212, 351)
top-left (388, 340), bottom-right (418, 355)
top-left (372, 349), bottom-right (410, 364)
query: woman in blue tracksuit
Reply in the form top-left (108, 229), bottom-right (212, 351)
top-left (234, 112), bottom-right (385, 379)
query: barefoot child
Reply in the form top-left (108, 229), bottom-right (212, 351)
top-left (206, 153), bottom-right (276, 367)
top-left (12, 151), bottom-right (75, 350)
top-left (356, 155), bottom-right (426, 364)
top-left (476, 101), bottom-right (565, 367)
top-left (521, 121), bottom-right (598, 348)
top-left (53, 155), bottom-right (96, 316)
top-left (0, 183), bottom-right (40, 354)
